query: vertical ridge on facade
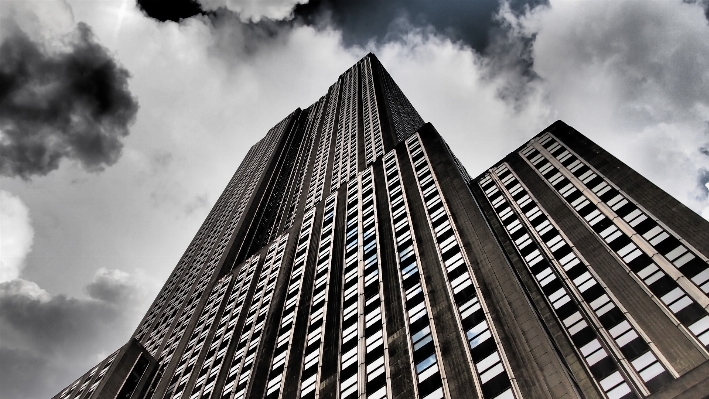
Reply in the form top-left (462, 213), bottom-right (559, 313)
top-left (54, 56), bottom-right (709, 399)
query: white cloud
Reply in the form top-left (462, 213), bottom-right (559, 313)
top-left (374, 28), bottom-right (553, 175)
top-left (4, 0), bottom-right (709, 397)
top-left (86, 268), bottom-right (143, 302)
top-left (0, 278), bottom-right (49, 301)
top-left (0, 0), bottom-right (74, 43)
top-left (0, 191), bottom-right (34, 283)
top-left (198, 0), bottom-right (307, 22)
top-left (497, 0), bottom-right (709, 214)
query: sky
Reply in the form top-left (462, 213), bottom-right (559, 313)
top-left (1, 0), bottom-right (709, 397)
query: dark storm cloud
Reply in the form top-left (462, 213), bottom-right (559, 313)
top-left (134, 0), bottom-right (290, 58)
top-left (0, 276), bottom-right (147, 399)
top-left (136, 0), bottom-right (206, 22)
top-left (292, 0), bottom-right (547, 52)
top-left (0, 347), bottom-right (48, 399)
top-left (134, 0), bottom-right (545, 53)
top-left (0, 284), bottom-right (121, 398)
top-left (0, 22), bottom-right (139, 179)
top-left (0, 281), bottom-right (122, 353)
top-left (481, 8), bottom-right (540, 110)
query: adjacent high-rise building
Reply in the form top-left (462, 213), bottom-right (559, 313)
top-left (54, 54), bottom-right (709, 399)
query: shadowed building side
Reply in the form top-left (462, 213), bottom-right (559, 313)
top-left (54, 55), bottom-right (709, 399)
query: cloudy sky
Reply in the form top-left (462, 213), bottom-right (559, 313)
top-left (1, 0), bottom-right (709, 397)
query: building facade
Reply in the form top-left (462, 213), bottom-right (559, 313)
top-left (54, 54), bottom-right (709, 399)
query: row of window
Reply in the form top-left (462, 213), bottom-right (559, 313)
top-left (339, 169), bottom-right (392, 399)
top-left (221, 233), bottom-right (290, 399)
top-left (298, 193), bottom-right (338, 399)
top-left (136, 220), bottom-right (209, 346)
top-left (232, 113), bottom-right (297, 255)
top-left (291, 96), bottom-right (325, 220)
top-left (359, 168), bottom-right (391, 399)
top-left (332, 65), bottom-right (359, 191)
top-left (165, 275), bottom-right (233, 399)
top-left (57, 350), bottom-right (118, 399)
top-left (405, 135), bottom-right (518, 399)
top-left (162, 229), bottom-right (234, 369)
top-left (156, 112), bottom-right (291, 362)
top-left (137, 144), bottom-right (258, 349)
top-left (362, 57), bottom-right (384, 166)
top-left (377, 65), bottom-right (423, 143)
top-left (480, 164), bottom-right (674, 397)
top-left (283, 101), bottom-right (324, 232)
top-left (246, 108), bottom-right (317, 254)
top-left (520, 136), bottom-right (709, 351)
top-left (305, 84), bottom-right (339, 212)
top-left (339, 177), bottom-right (362, 399)
top-left (383, 151), bottom-right (448, 399)
top-left (133, 143), bottom-right (252, 339)
top-left (264, 209), bottom-right (318, 399)
top-left (140, 112), bottom-right (291, 359)
top-left (136, 108), bottom-right (313, 399)
top-left (538, 134), bottom-right (709, 300)
top-left (154, 252), bottom-right (225, 396)
top-left (188, 254), bottom-right (261, 399)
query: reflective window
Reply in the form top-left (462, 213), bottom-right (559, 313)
top-left (406, 135), bottom-right (519, 399)
top-left (520, 135), bottom-right (709, 351)
top-left (481, 164), bottom-right (674, 396)
top-left (221, 234), bottom-right (290, 399)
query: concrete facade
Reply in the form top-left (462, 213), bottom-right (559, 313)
top-left (55, 57), bottom-right (709, 399)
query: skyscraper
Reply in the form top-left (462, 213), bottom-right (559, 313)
top-left (53, 54), bottom-right (709, 399)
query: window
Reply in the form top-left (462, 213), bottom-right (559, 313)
top-left (407, 136), bottom-right (516, 399)
top-left (503, 152), bottom-right (677, 392)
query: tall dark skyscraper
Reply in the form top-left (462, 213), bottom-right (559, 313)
top-left (54, 54), bottom-right (709, 399)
